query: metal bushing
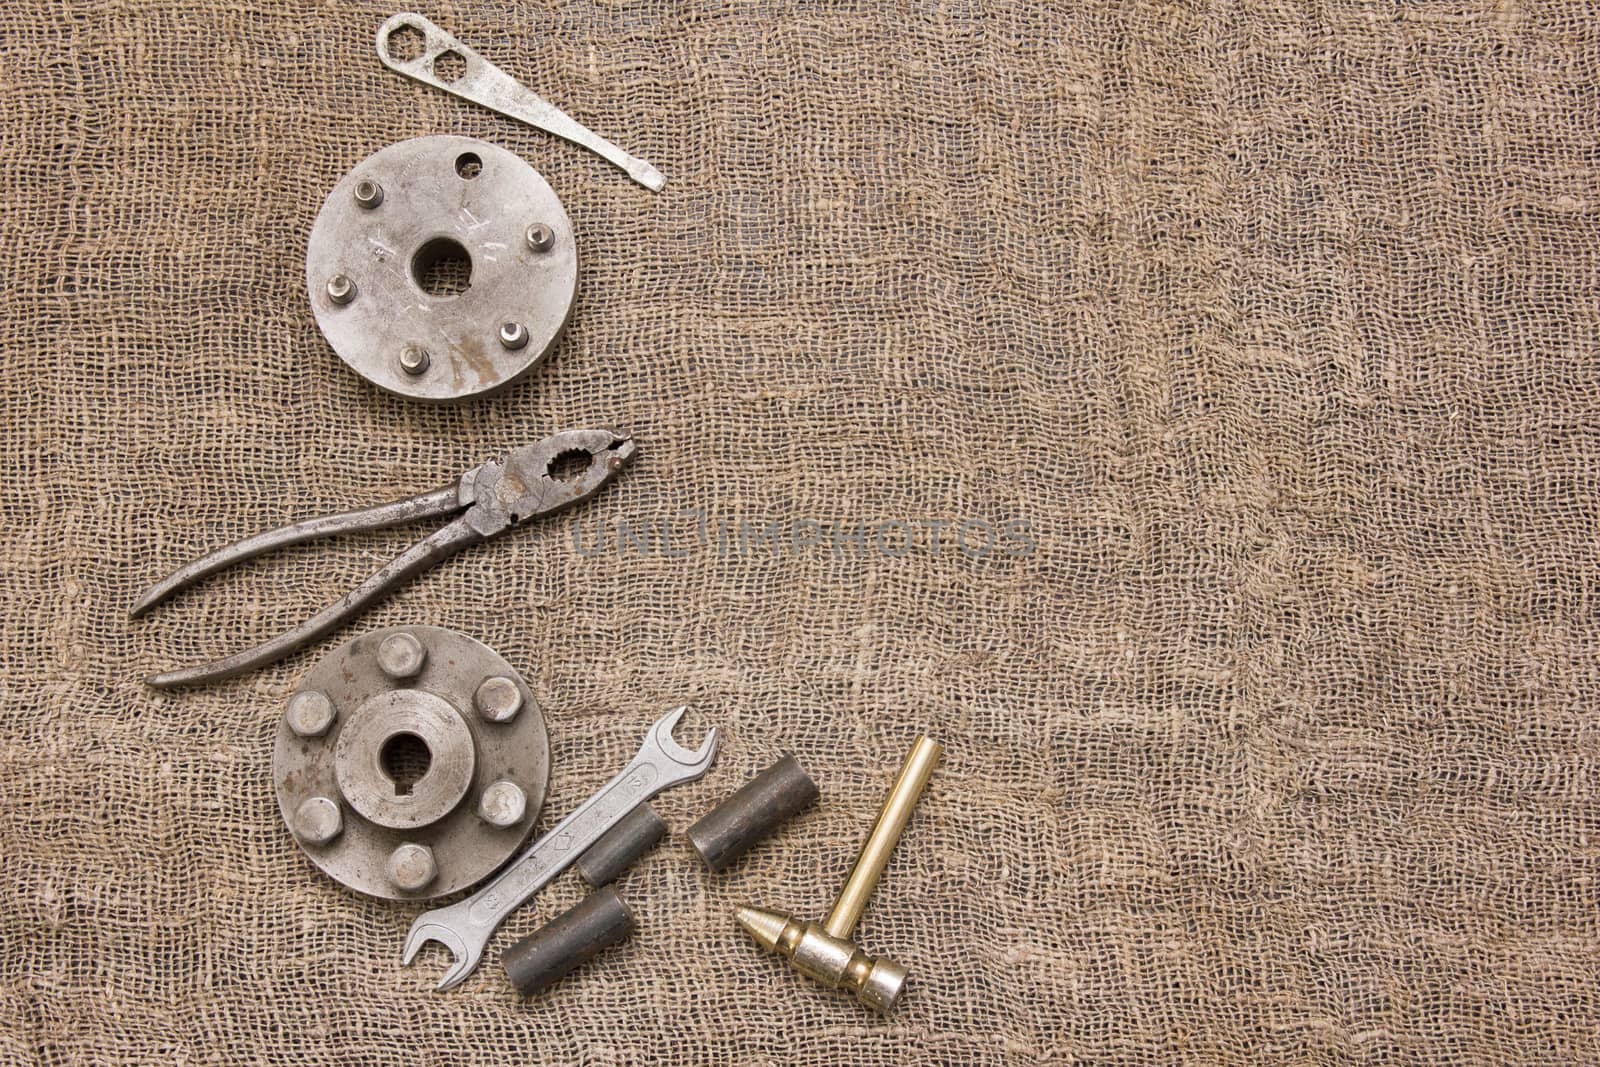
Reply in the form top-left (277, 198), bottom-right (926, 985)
top-left (306, 136), bottom-right (578, 402)
top-left (686, 754), bottom-right (820, 872)
top-left (273, 626), bottom-right (549, 900)
top-left (503, 886), bottom-right (638, 997)
top-left (575, 803), bottom-right (668, 887)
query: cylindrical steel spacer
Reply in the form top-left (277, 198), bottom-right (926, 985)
top-left (575, 803), bottom-right (668, 887)
top-left (685, 753), bottom-right (819, 872)
top-left (502, 886), bottom-right (637, 996)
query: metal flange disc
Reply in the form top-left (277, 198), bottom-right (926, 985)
top-left (306, 136), bottom-right (578, 401)
top-left (274, 626), bottom-right (550, 900)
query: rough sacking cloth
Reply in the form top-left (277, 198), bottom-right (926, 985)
top-left (2, 1), bottom-right (1597, 1063)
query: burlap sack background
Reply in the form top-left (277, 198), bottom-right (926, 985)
top-left (3, 0), bottom-right (1597, 1062)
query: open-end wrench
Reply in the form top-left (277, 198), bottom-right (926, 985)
top-left (402, 707), bottom-right (718, 990)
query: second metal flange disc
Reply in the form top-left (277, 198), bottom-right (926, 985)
top-left (273, 625), bottom-right (550, 900)
top-left (306, 135), bottom-right (578, 401)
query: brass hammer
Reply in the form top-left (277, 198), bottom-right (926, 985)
top-left (735, 735), bottom-right (941, 1012)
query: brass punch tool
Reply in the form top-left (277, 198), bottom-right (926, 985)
top-left (738, 735), bottom-right (942, 1012)
top-left (131, 429), bottom-right (637, 688)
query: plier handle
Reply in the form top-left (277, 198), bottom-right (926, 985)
top-left (132, 429), bottom-right (636, 688)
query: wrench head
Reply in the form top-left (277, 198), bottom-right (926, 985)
top-left (402, 917), bottom-right (481, 992)
top-left (645, 706), bottom-right (720, 776)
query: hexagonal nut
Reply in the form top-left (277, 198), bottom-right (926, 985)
top-left (525, 222), bottom-right (555, 252)
top-left (399, 345), bottom-right (431, 377)
top-left (477, 779), bottom-right (528, 828)
top-left (386, 843), bottom-right (437, 892)
top-left (377, 632), bottom-right (427, 680)
top-left (353, 178), bottom-right (384, 209)
top-left (497, 321), bottom-right (529, 351)
top-left (286, 690), bottom-right (336, 738)
top-left (474, 676), bottom-right (525, 723)
top-left (293, 796), bottom-right (343, 845)
top-left (325, 274), bottom-right (357, 306)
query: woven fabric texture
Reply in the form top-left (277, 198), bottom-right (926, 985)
top-left (3, 0), bottom-right (1598, 1063)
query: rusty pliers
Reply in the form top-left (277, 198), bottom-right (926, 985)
top-left (132, 429), bottom-right (636, 689)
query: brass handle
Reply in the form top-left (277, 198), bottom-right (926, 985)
top-left (822, 735), bottom-right (943, 939)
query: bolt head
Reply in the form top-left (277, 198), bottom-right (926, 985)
top-left (353, 179), bottom-right (384, 209)
top-left (474, 676), bottom-right (524, 723)
top-left (286, 690), bottom-right (336, 738)
top-left (525, 222), bottom-right (555, 252)
top-left (326, 274), bottom-right (356, 305)
top-left (477, 779), bottom-right (528, 828)
top-left (399, 345), bottom-right (431, 376)
top-left (293, 795), bottom-right (343, 845)
top-left (386, 843), bottom-right (437, 892)
top-left (377, 632), bottom-right (427, 680)
top-left (497, 321), bottom-right (529, 350)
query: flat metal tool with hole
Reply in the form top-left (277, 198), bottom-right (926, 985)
top-left (377, 13), bottom-right (665, 192)
top-left (306, 135), bottom-right (577, 401)
top-left (274, 626), bottom-right (550, 900)
top-left (403, 707), bottom-right (719, 991)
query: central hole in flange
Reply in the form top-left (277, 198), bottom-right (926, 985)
top-left (380, 732), bottom-right (432, 796)
top-left (411, 237), bottom-right (472, 298)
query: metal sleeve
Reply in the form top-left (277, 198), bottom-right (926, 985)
top-left (501, 886), bottom-right (637, 997)
top-left (574, 803), bottom-right (668, 887)
top-left (685, 753), bottom-right (819, 873)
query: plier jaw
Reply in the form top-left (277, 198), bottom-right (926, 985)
top-left (465, 430), bottom-right (637, 537)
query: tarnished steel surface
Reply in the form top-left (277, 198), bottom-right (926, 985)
top-left (273, 625), bottom-right (549, 901)
top-left (306, 135), bottom-right (578, 401)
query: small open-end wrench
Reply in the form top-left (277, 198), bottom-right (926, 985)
top-left (402, 707), bottom-right (718, 990)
